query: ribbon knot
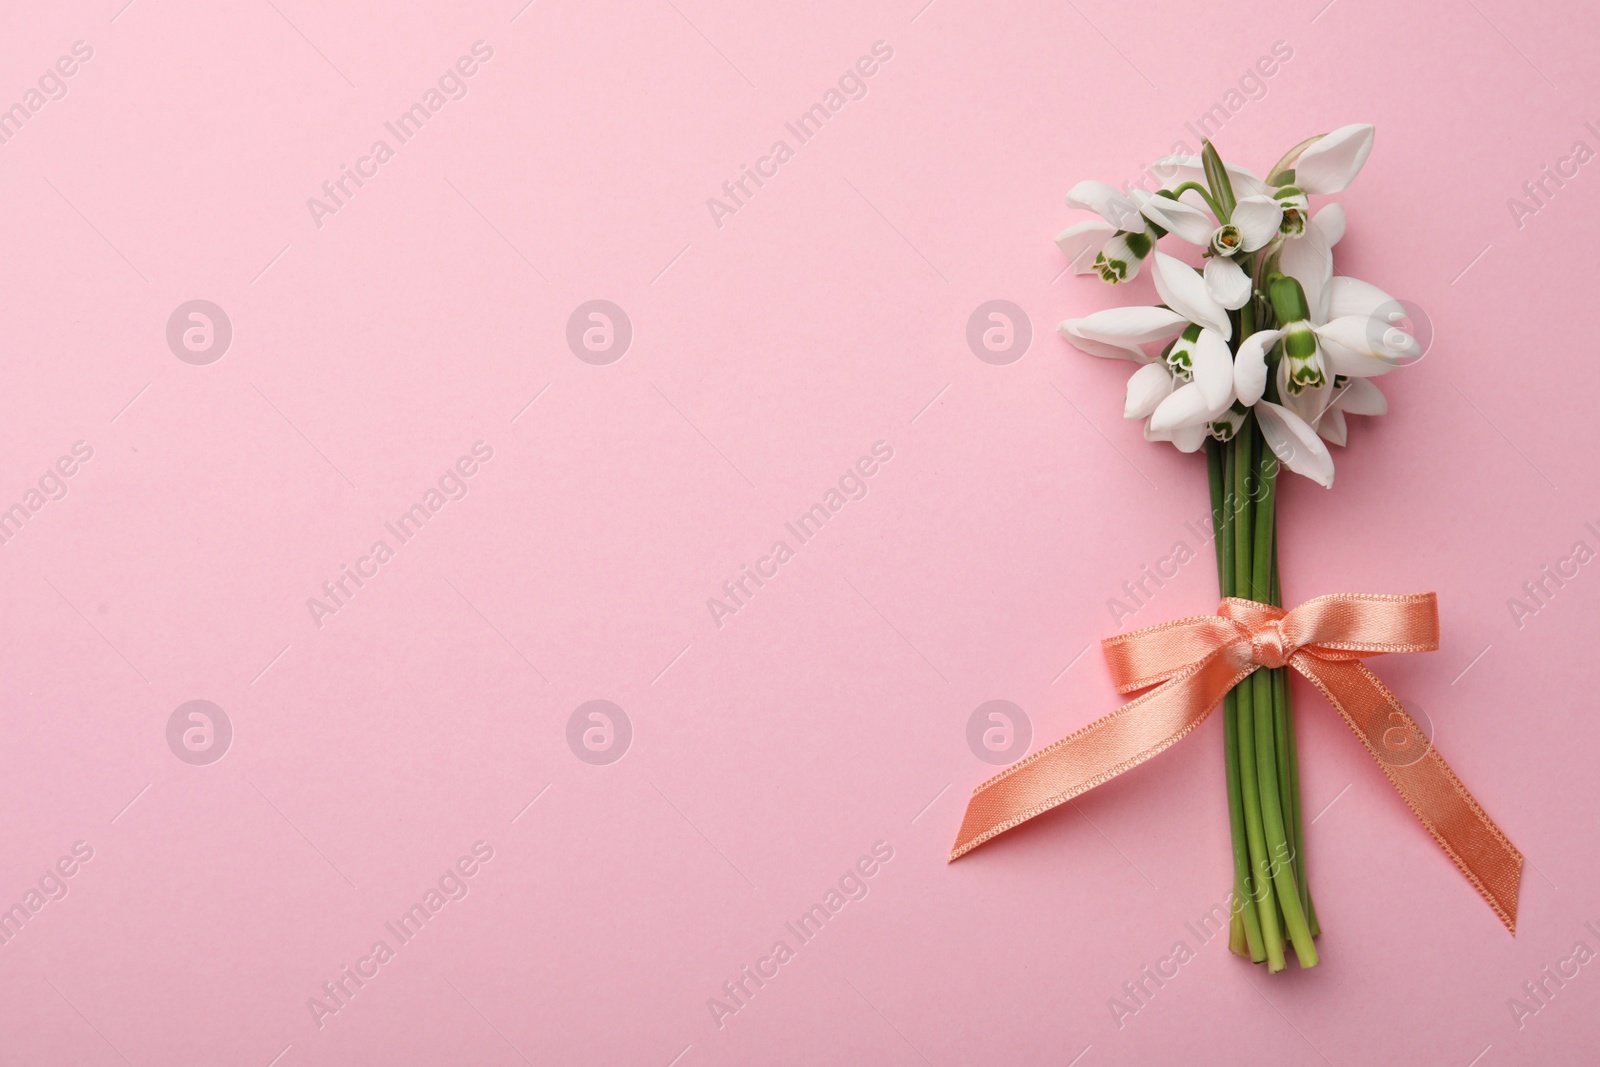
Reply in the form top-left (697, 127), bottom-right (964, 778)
top-left (1249, 615), bottom-right (1290, 669)
top-left (949, 592), bottom-right (1523, 933)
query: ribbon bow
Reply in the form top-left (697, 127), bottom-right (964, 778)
top-left (949, 593), bottom-right (1522, 932)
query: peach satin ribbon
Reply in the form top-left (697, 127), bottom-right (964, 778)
top-left (949, 593), bottom-right (1522, 932)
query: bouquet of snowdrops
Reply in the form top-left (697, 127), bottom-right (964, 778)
top-left (1055, 126), bottom-right (1423, 971)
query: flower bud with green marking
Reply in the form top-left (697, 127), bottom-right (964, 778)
top-left (1163, 323), bottom-right (1204, 381)
top-left (1094, 227), bottom-right (1154, 284)
top-left (1274, 185), bottom-right (1309, 236)
top-left (1209, 224), bottom-right (1243, 257)
top-left (1267, 276), bottom-right (1326, 394)
top-left (1280, 332), bottom-right (1327, 393)
top-left (1209, 402), bottom-right (1247, 441)
top-left (1268, 275), bottom-right (1310, 323)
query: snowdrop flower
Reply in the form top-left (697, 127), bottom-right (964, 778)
top-left (1057, 305), bottom-right (1234, 453)
top-left (1276, 203), bottom-right (1346, 320)
top-left (1231, 273), bottom-right (1418, 486)
top-left (1140, 323), bottom-right (1238, 450)
top-left (1147, 250), bottom-right (1233, 340)
top-left (1267, 125), bottom-right (1372, 235)
top-left (1055, 181), bottom-right (1159, 284)
top-left (1271, 125), bottom-right (1375, 201)
top-left (1133, 187), bottom-right (1283, 312)
top-left (1267, 124), bottom-right (1372, 283)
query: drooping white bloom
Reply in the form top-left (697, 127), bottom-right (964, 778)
top-left (1144, 324), bottom-right (1236, 438)
top-left (1148, 251), bottom-right (1232, 339)
top-left (1134, 189), bottom-right (1282, 312)
top-left (1057, 304), bottom-right (1188, 360)
top-left (1253, 400), bottom-right (1338, 488)
top-left (1286, 124), bottom-right (1376, 195)
top-left (1277, 203), bottom-right (1345, 315)
top-left (1231, 274), bottom-right (1418, 485)
top-left (1267, 124), bottom-right (1373, 283)
top-left (1055, 181), bottom-right (1158, 284)
top-left (1058, 305), bottom-right (1234, 453)
top-left (1234, 277), bottom-right (1420, 411)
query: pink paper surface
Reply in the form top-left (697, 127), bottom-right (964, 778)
top-left (2, 1), bottom-right (1597, 1064)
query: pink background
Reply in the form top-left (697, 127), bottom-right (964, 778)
top-left (1, 0), bottom-right (1597, 1063)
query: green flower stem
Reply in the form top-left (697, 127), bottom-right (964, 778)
top-left (1231, 425), bottom-right (1286, 971)
top-left (1272, 548), bottom-right (1319, 937)
top-left (1250, 443), bottom-right (1318, 968)
top-left (1207, 440), bottom-right (1228, 588)
top-left (1231, 429), bottom-right (1253, 623)
top-left (1250, 445), bottom-right (1275, 602)
top-left (1268, 585), bottom-right (1300, 931)
top-left (1165, 181), bottom-right (1226, 221)
top-left (1211, 440), bottom-right (1263, 961)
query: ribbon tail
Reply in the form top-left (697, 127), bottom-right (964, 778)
top-left (949, 646), bottom-right (1251, 861)
top-left (1294, 655), bottom-right (1523, 933)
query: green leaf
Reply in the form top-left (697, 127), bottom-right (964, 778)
top-left (1201, 139), bottom-right (1237, 221)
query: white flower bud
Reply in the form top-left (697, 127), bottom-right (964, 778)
top-left (1093, 228), bottom-right (1155, 284)
top-left (1274, 187), bottom-right (1310, 236)
top-left (1209, 224), bottom-right (1243, 257)
top-left (1208, 405), bottom-right (1246, 441)
top-left (1163, 324), bottom-right (1205, 381)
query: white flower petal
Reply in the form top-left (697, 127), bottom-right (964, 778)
top-left (1170, 422), bottom-right (1209, 453)
top-left (1055, 220), bottom-right (1117, 274)
top-left (1278, 228), bottom-right (1334, 322)
top-left (1227, 166), bottom-right (1271, 200)
top-left (1231, 196), bottom-right (1284, 251)
top-left (1315, 315), bottom-right (1421, 363)
top-left (1107, 242), bottom-right (1146, 283)
top-left (1204, 257), bottom-right (1252, 310)
top-left (1233, 328), bottom-right (1284, 406)
top-left (1060, 307), bottom-right (1187, 361)
top-left (1318, 407), bottom-right (1348, 446)
top-left (1125, 362), bottom-right (1175, 419)
top-left (1190, 327), bottom-right (1235, 412)
top-left (1325, 276), bottom-right (1398, 321)
top-left (1148, 380), bottom-right (1215, 432)
top-left (1311, 203), bottom-right (1346, 247)
top-left (1131, 190), bottom-right (1215, 245)
top-left (1145, 415), bottom-right (1205, 452)
top-left (1256, 401), bottom-right (1335, 487)
top-left (1278, 366), bottom-right (1333, 427)
top-left (1334, 376), bottom-right (1387, 416)
top-left (1069, 305), bottom-right (1189, 345)
top-left (1293, 124), bottom-right (1375, 195)
top-left (1150, 252), bottom-right (1231, 339)
top-left (1148, 157), bottom-right (1270, 198)
top-left (1058, 322), bottom-right (1148, 362)
top-left (1319, 340), bottom-right (1395, 378)
top-left (1066, 180), bottom-right (1142, 230)
top-left (1147, 156), bottom-right (1204, 187)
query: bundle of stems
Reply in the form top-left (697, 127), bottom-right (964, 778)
top-left (1206, 424), bottom-right (1319, 970)
top-left (1162, 139), bottom-right (1318, 971)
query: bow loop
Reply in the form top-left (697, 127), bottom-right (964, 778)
top-left (1101, 613), bottom-right (1251, 694)
top-left (1279, 591), bottom-right (1441, 659)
